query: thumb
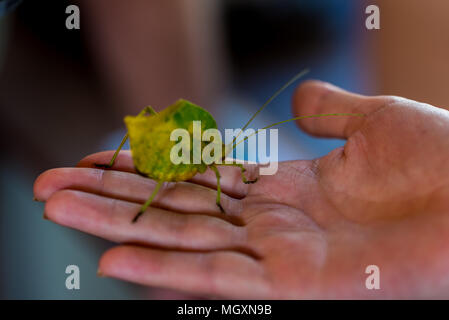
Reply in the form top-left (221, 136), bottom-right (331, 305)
top-left (292, 80), bottom-right (389, 139)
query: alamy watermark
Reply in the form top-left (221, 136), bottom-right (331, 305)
top-left (365, 265), bottom-right (380, 290)
top-left (65, 4), bottom-right (80, 30)
top-left (65, 264), bottom-right (80, 290)
top-left (365, 5), bottom-right (380, 30)
top-left (170, 121), bottom-right (279, 175)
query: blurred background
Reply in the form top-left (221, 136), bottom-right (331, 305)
top-left (1, 0), bottom-right (448, 299)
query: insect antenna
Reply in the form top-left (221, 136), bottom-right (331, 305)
top-left (231, 113), bottom-right (365, 150)
top-left (231, 69), bottom-right (310, 145)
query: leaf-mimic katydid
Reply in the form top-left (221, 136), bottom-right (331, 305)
top-left (95, 69), bottom-right (364, 223)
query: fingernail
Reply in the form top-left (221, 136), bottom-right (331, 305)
top-left (97, 269), bottom-right (106, 277)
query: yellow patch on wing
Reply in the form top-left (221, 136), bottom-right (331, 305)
top-left (124, 101), bottom-right (209, 181)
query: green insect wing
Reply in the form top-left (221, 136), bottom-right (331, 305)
top-left (124, 99), bottom-right (218, 181)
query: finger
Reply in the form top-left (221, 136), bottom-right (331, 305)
top-left (44, 190), bottom-right (250, 252)
top-left (78, 151), bottom-right (256, 198)
top-left (78, 150), bottom-right (135, 173)
top-left (292, 80), bottom-right (389, 138)
top-left (34, 167), bottom-right (242, 217)
top-left (98, 245), bottom-right (270, 298)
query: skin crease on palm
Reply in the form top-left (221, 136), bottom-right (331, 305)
top-left (33, 80), bottom-right (449, 299)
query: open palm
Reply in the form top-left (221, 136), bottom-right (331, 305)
top-left (34, 81), bottom-right (449, 298)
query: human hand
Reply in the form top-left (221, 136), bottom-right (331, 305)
top-left (33, 81), bottom-right (449, 298)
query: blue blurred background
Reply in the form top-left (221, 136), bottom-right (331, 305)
top-left (1, 0), bottom-right (448, 299)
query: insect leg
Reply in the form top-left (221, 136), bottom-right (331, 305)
top-left (94, 133), bottom-right (129, 168)
top-left (132, 180), bottom-right (164, 223)
top-left (209, 165), bottom-right (225, 213)
top-left (95, 106), bottom-right (158, 168)
top-left (216, 163), bottom-right (258, 184)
